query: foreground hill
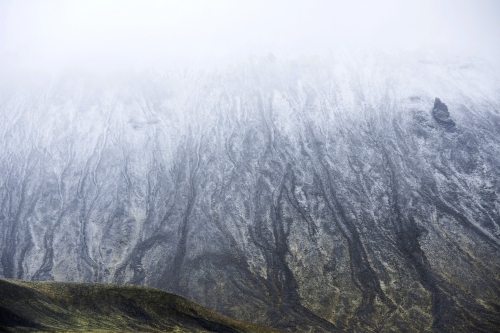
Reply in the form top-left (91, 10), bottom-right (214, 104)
top-left (0, 279), bottom-right (281, 333)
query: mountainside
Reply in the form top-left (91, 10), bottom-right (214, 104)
top-left (0, 278), bottom-right (282, 332)
top-left (1, 52), bottom-right (500, 332)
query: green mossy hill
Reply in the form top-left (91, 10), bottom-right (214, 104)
top-left (0, 279), bottom-right (282, 333)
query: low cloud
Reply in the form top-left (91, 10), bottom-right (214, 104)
top-left (1, 0), bottom-right (499, 72)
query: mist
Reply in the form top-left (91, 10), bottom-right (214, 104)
top-left (1, 0), bottom-right (499, 73)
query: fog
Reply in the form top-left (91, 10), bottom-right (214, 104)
top-left (1, 0), bottom-right (499, 72)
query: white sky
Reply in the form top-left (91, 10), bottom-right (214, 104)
top-left (0, 0), bottom-right (499, 72)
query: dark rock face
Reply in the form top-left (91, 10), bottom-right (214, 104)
top-left (432, 98), bottom-right (456, 130)
top-left (0, 56), bottom-right (499, 332)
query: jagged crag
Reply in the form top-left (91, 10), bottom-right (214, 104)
top-left (1, 54), bottom-right (499, 332)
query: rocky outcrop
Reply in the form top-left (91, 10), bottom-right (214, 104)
top-left (432, 97), bottom-right (456, 130)
top-left (0, 54), bottom-right (499, 332)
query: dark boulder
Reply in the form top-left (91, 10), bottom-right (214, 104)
top-left (432, 98), bottom-right (456, 130)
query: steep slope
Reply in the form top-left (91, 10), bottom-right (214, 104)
top-left (0, 52), bottom-right (499, 331)
top-left (0, 278), bottom-right (282, 332)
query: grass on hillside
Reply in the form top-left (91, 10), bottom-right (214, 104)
top-left (0, 278), bottom-right (282, 333)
